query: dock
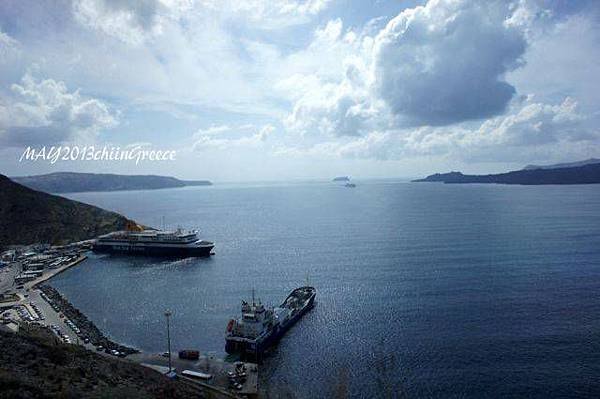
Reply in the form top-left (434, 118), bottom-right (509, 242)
top-left (132, 352), bottom-right (258, 398)
top-left (1, 243), bottom-right (258, 398)
top-left (31, 254), bottom-right (87, 288)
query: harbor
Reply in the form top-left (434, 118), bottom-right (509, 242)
top-left (133, 353), bottom-right (258, 397)
top-left (2, 180), bottom-right (600, 397)
top-left (1, 242), bottom-right (263, 397)
top-left (4, 0), bottom-right (600, 396)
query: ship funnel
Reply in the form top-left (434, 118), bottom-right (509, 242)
top-left (125, 220), bottom-right (143, 232)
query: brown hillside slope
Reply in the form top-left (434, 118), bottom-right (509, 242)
top-left (0, 174), bottom-right (134, 246)
top-left (0, 325), bottom-right (202, 398)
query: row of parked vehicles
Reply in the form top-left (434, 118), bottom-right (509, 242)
top-left (39, 289), bottom-right (129, 358)
top-left (39, 291), bottom-right (91, 345)
top-left (29, 302), bottom-right (44, 320)
top-left (16, 302), bottom-right (44, 322)
top-left (49, 324), bottom-right (73, 344)
top-left (95, 345), bottom-right (127, 357)
top-left (227, 361), bottom-right (250, 391)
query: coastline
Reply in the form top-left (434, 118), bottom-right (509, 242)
top-left (30, 251), bottom-right (259, 396)
top-left (14, 252), bottom-right (140, 356)
top-left (37, 284), bottom-right (139, 356)
top-left (31, 254), bottom-right (88, 288)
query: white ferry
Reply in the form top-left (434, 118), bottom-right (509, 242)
top-left (93, 227), bottom-right (214, 257)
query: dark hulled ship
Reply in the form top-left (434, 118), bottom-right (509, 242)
top-left (93, 227), bottom-right (214, 257)
top-left (225, 286), bottom-right (316, 360)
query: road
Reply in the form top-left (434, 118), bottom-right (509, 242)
top-left (0, 262), bottom-right (22, 295)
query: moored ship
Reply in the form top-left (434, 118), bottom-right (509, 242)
top-left (225, 286), bottom-right (316, 360)
top-left (93, 225), bottom-right (214, 257)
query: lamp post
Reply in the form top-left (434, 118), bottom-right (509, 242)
top-left (164, 310), bottom-right (172, 373)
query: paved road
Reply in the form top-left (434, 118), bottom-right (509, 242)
top-left (31, 290), bottom-right (75, 340)
top-left (0, 262), bottom-right (21, 294)
top-left (0, 256), bottom-right (96, 350)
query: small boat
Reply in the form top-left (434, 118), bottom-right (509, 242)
top-left (344, 183), bottom-right (356, 188)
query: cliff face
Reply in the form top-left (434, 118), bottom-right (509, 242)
top-left (0, 174), bottom-right (134, 246)
top-left (413, 163), bottom-right (600, 185)
top-left (11, 172), bottom-right (211, 193)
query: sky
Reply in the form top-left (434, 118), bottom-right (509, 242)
top-left (0, 0), bottom-right (599, 181)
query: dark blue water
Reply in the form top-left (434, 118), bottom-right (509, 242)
top-left (51, 181), bottom-right (600, 398)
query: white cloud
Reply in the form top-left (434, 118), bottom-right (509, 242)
top-left (0, 72), bottom-right (117, 146)
top-left (280, 19), bottom-right (384, 137)
top-left (421, 96), bottom-right (594, 160)
top-left (284, 73), bottom-right (380, 137)
top-left (72, 0), bottom-right (165, 45)
top-left (276, 96), bottom-right (598, 162)
top-left (467, 96), bottom-right (589, 147)
top-left (193, 124), bottom-right (257, 138)
top-left (282, 0), bottom-right (530, 138)
top-left (2, 0), bottom-right (599, 176)
top-left (402, 96), bottom-right (594, 161)
top-left (62, 0), bottom-right (297, 118)
top-left (282, 18), bottom-right (373, 83)
top-left (196, 125), bottom-right (236, 136)
top-left (72, 0), bottom-right (334, 45)
top-left (273, 0), bottom-right (600, 168)
top-left (0, 29), bottom-right (19, 62)
top-left (508, 8), bottom-right (600, 112)
top-left (192, 124), bottom-right (275, 151)
top-left (214, 0), bottom-right (334, 28)
top-left (372, 0), bottom-right (526, 126)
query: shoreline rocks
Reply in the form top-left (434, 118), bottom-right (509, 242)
top-left (38, 284), bottom-right (138, 356)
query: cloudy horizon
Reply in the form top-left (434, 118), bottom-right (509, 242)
top-left (1, 0), bottom-right (599, 181)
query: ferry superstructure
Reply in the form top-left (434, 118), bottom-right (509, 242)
top-left (93, 228), bottom-right (214, 257)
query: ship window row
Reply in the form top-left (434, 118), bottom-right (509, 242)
top-left (128, 236), bottom-right (195, 241)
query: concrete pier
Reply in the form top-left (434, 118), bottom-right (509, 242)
top-left (132, 352), bottom-right (259, 398)
top-left (2, 247), bottom-right (259, 398)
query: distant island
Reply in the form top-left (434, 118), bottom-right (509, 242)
top-left (0, 174), bottom-right (137, 246)
top-left (11, 172), bottom-right (212, 193)
top-left (413, 160), bottom-right (600, 185)
top-left (333, 176), bottom-right (350, 182)
top-left (522, 158), bottom-right (600, 171)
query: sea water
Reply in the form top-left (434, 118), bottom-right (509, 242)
top-left (51, 180), bottom-right (600, 398)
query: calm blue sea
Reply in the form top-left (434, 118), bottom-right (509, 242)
top-left (51, 180), bottom-right (600, 398)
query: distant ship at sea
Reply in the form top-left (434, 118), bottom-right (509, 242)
top-left (333, 176), bottom-right (350, 182)
top-left (93, 225), bottom-right (214, 257)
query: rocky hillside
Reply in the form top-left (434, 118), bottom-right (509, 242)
top-left (413, 163), bottom-right (600, 185)
top-left (0, 174), bottom-right (135, 246)
top-left (523, 158), bottom-right (600, 170)
top-left (0, 325), bottom-right (202, 398)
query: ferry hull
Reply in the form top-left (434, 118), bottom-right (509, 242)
top-left (92, 243), bottom-right (214, 257)
top-left (225, 288), bottom-right (316, 360)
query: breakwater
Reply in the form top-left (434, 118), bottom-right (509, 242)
top-left (38, 284), bottom-right (138, 356)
